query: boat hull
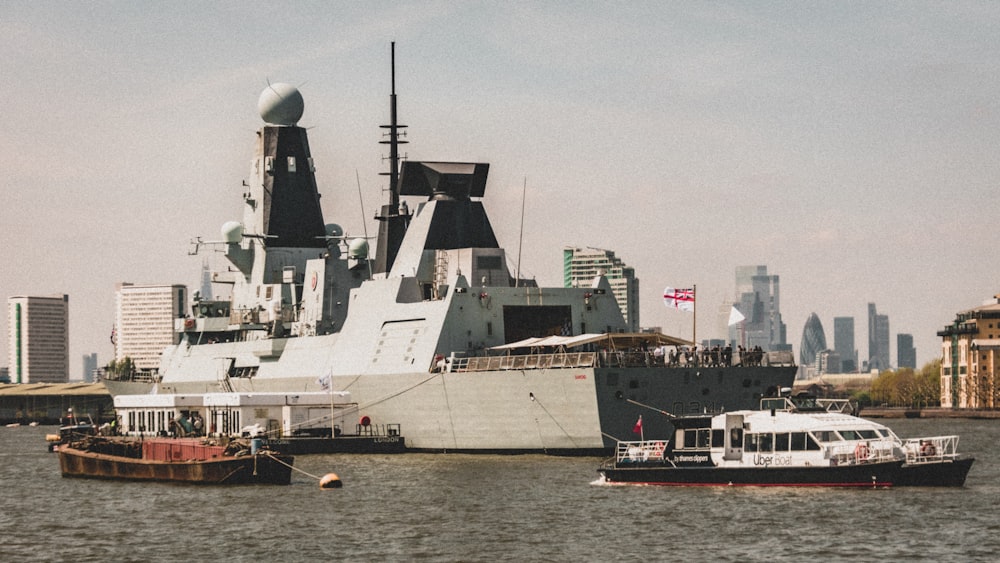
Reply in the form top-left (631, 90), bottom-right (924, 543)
top-left (895, 456), bottom-right (975, 487)
top-left (599, 459), bottom-right (904, 487)
top-left (58, 447), bottom-right (293, 485)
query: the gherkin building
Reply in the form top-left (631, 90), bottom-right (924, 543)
top-left (800, 312), bottom-right (828, 370)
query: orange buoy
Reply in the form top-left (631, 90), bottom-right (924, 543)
top-left (320, 473), bottom-right (343, 489)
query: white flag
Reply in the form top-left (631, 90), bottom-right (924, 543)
top-left (663, 287), bottom-right (695, 312)
top-left (728, 306), bottom-right (746, 326)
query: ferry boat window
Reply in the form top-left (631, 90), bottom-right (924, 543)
top-left (697, 429), bottom-right (711, 448)
top-left (775, 432), bottom-right (790, 452)
top-left (682, 428), bottom-right (713, 449)
top-left (790, 432), bottom-right (820, 451)
top-left (712, 429), bottom-right (724, 447)
top-left (758, 433), bottom-right (773, 452)
top-left (839, 430), bottom-right (860, 441)
top-left (813, 430), bottom-right (840, 442)
top-left (858, 430), bottom-right (878, 439)
top-left (744, 433), bottom-right (759, 452)
top-left (790, 432), bottom-right (806, 450)
top-left (682, 430), bottom-right (693, 448)
top-left (730, 427), bottom-right (743, 446)
top-left (760, 398), bottom-right (785, 411)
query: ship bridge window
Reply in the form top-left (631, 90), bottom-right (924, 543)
top-left (857, 430), bottom-right (879, 440)
top-left (839, 430), bottom-right (862, 441)
top-left (813, 431), bottom-right (840, 443)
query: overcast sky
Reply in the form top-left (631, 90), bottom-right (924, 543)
top-left (4, 1), bottom-right (999, 378)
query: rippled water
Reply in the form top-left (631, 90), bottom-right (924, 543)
top-left (3, 419), bottom-right (998, 562)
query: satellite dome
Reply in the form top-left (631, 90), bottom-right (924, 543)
top-left (348, 238), bottom-right (369, 259)
top-left (221, 221), bottom-right (243, 244)
top-left (258, 83), bottom-right (304, 125)
top-left (325, 223), bottom-right (344, 238)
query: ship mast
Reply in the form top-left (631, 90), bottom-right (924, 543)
top-left (374, 41), bottom-right (410, 274)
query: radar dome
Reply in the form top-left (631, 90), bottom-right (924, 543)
top-left (258, 83), bottom-right (304, 125)
top-left (348, 238), bottom-right (369, 259)
top-left (325, 223), bottom-right (344, 238)
top-left (221, 221), bottom-right (243, 244)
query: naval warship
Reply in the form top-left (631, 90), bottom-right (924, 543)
top-left (107, 49), bottom-right (796, 454)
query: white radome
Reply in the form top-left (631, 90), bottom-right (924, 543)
top-left (258, 83), bottom-right (304, 125)
top-left (221, 221), bottom-right (243, 244)
top-left (348, 238), bottom-right (369, 259)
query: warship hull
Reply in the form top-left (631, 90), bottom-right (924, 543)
top-left (107, 53), bottom-right (798, 454)
top-left (148, 358), bottom-right (795, 454)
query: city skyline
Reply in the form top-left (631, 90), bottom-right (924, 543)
top-left (4, 3), bottom-right (1000, 377)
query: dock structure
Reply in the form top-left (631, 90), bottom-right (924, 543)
top-left (0, 383), bottom-right (112, 425)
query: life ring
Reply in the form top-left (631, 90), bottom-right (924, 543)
top-left (854, 442), bottom-right (869, 462)
top-left (359, 415), bottom-right (371, 427)
top-left (920, 442), bottom-right (937, 457)
top-left (651, 441), bottom-right (665, 458)
top-left (184, 318), bottom-right (196, 330)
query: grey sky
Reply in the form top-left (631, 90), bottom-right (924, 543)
top-left (3, 2), bottom-right (998, 377)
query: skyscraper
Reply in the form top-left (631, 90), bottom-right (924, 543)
top-left (868, 303), bottom-right (890, 371)
top-left (115, 283), bottom-right (187, 373)
top-left (799, 312), bottom-right (827, 378)
top-left (897, 333), bottom-right (916, 369)
top-left (7, 295), bottom-right (69, 383)
top-left (199, 257), bottom-right (214, 301)
top-left (729, 266), bottom-right (788, 352)
top-left (81, 352), bottom-right (98, 383)
top-left (833, 317), bottom-right (857, 372)
top-left (563, 247), bottom-right (639, 331)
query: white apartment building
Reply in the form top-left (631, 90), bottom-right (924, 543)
top-left (115, 283), bottom-right (187, 373)
top-left (7, 295), bottom-right (69, 383)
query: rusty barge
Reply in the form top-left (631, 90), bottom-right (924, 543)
top-left (57, 437), bottom-right (293, 485)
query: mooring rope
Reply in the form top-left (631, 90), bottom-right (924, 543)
top-left (263, 452), bottom-right (323, 481)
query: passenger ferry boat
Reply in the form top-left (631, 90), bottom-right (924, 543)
top-left (598, 393), bottom-right (974, 487)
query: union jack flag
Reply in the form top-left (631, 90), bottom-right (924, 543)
top-left (663, 287), bottom-right (695, 312)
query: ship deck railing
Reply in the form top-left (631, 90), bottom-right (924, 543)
top-left (99, 371), bottom-right (158, 383)
top-left (613, 440), bottom-right (670, 464)
top-left (827, 438), bottom-right (897, 466)
top-left (900, 435), bottom-right (961, 465)
top-left (447, 349), bottom-right (794, 372)
top-left (450, 352), bottom-right (598, 372)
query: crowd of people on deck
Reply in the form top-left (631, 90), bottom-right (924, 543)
top-left (656, 344), bottom-right (766, 368)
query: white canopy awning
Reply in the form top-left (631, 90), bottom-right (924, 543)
top-left (488, 332), bottom-right (692, 351)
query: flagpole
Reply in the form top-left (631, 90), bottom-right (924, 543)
top-left (692, 284), bottom-right (697, 349)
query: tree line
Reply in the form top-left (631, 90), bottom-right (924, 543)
top-left (853, 359), bottom-right (941, 408)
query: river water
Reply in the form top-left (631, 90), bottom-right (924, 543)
top-left (3, 418), bottom-right (998, 562)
